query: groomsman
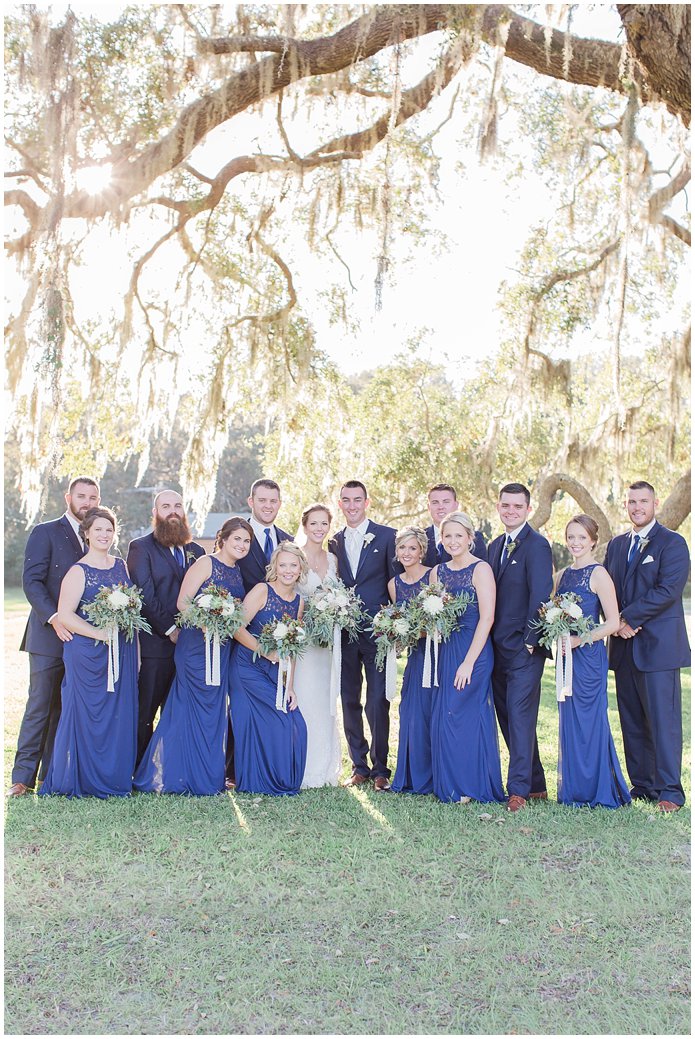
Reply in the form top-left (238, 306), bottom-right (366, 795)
top-left (489, 482), bottom-right (553, 812)
top-left (330, 481), bottom-right (397, 790)
top-left (423, 484), bottom-right (487, 565)
top-left (604, 480), bottom-right (690, 812)
top-left (238, 479), bottom-right (292, 593)
top-left (8, 476), bottom-right (100, 795)
top-left (127, 490), bottom-right (205, 764)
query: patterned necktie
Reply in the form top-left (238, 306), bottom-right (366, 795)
top-left (263, 527), bottom-right (273, 562)
top-left (174, 545), bottom-right (185, 570)
top-left (501, 534), bottom-right (513, 565)
top-left (627, 533), bottom-right (639, 565)
top-left (437, 541), bottom-right (444, 563)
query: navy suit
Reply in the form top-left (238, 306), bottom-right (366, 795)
top-left (237, 525), bottom-right (292, 594)
top-left (14, 515), bottom-right (86, 787)
top-left (489, 523), bottom-right (553, 798)
top-left (330, 520), bottom-right (397, 779)
top-left (423, 525), bottom-right (487, 568)
top-left (126, 532), bottom-right (205, 762)
top-left (604, 521), bottom-right (690, 805)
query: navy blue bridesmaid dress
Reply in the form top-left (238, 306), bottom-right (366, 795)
top-left (390, 570), bottom-right (433, 795)
top-left (229, 583), bottom-right (307, 795)
top-left (556, 565), bottom-right (631, 808)
top-left (134, 557), bottom-right (244, 796)
top-left (431, 561), bottom-right (505, 804)
top-left (40, 558), bottom-right (138, 798)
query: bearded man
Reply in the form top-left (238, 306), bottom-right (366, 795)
top-left (126, 489), bottom-right (205, 764)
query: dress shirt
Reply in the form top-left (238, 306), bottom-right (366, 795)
top-left (250, 516), bottom-right (278, 556)
top-left (345, 518), bottom-right (369, 575)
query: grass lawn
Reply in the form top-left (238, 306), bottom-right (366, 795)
top-left (4, 591), bottom-right (690, 1035)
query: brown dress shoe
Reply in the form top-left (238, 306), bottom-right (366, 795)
top-left (342, 773), bottom-right (370, 787)
top-left (7, 782), bottom-right (30, 797)
top-left (529, 791), bottom-right (548, 800)
top-left (657, 800), bottom-right (682, 813)
top-left (373, 776), bottom-right (391, 792)
top-left (507, 794), bottom-right (527, 813)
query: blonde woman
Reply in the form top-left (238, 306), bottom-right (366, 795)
top-left (429, 511), bottom-right (504, 804)
top-left (230, 543), bottom-right (308, 795)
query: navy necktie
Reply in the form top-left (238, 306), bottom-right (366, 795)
top-left (174, 545), bottom-right (185, 570)
top-left (627, 533), bottom-right (639, 565)
top-left (263, 527), bottom-right (273, 562)
top-left (437, 541), bottom-right (444, 563)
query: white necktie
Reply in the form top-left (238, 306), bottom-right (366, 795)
top-left (346, 529), bottom-right (362, 574)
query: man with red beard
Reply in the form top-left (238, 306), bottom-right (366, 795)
top-left (127, 490), bottom-right (205, 765)
top-left (8, 476), bottom-right (100, 795)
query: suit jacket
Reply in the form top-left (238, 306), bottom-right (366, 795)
top-left (489, 523), bottom-right (553, 659)
top-left (20, 515), bottom-right (86, 659)
top-left (604, 520), bottom-right (691, 673)
top-left (237, 525), bottom-right (292, 593)
top-left (423, 524), bottom-right (487, 568)
top-left (126, 532), bottom-right (205, 658)
top-left (329, 520), bottom-right (397, 617)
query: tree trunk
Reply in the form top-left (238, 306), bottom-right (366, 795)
top-left (658, 469), bottom-right (691, 530)
top-left (618, 4), bottom-right (691, 126)
top-left (532, 473), bottom-right (613, 544)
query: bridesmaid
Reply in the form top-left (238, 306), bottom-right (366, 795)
top-left (230, 542), bottom-right (308, 795)
top-left (40, 507), bottom-right (138, 798)
top-left (555, 514), bottom-right (631, 808)
top-left (430, 511), bottom-right (505, 804)
top-left (293, 504), bottom-right (342, 788)
top-left (388, 526), bottom-right (433, 795)
top-left (134, 517), bottom-right (251, 796)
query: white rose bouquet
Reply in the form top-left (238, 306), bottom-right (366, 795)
top-left (370, 604), bottom-right (417, 701)
top-left (302, 580), bottom-right (367, 716)
top-left (254, 614), bottom-right (308, 712)
top-left (302, 580), bottom-right (366, 648)
top-left (530, 590), bottom-right (596, 701)
top-left (83, 581), bottom-right (152, 692)
top-left (406, 582), bottom-right (473, 687)
top-left (176, 583), bottom-right (245, 686)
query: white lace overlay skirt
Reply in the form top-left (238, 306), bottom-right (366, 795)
top-left (293, 645), bottom-right (342, 787)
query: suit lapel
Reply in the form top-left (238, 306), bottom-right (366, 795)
top-left (355, 521), bottom-right (375, 580)
top-left (60, 515), bottom-right (84, 556)
top-left (498, 525), bottom-right (529, 578)
top-left (625, 522), bottom-right (659, 586)
top-left (335, 528), bottom-right (356, 582)
top-left (155, 537), bottom-right (180, 577)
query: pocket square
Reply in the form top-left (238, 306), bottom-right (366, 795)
top-left (641, 555), bottom-right (654, 564)
top-left (511, 559), bottom-right (518, 565)
top-left (373, 548), bottom-right (379, 553)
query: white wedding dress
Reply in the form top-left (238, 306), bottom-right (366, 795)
top-left (295, 554), bottom-right (342, 788)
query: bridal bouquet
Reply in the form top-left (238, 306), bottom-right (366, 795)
top-left (530, 591), bottom-right (596, 701)
top-left (407, 582), bottom-right (473, 687)
top-left (302, 580), bottom-right (366, 648)
top-left (84, 582), bottom-right (152, 692)
top-left (254, 614), bottom-right (308, 712)
top-left (176, 583), bottom-right (245, 686)
top-left (370, 604), bottom-right (417, 701)
top-left (302, 580), bottom-right (367, 716)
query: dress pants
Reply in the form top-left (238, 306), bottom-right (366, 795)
top-left (136, 655), bottom-right (175, 766)
top-left (340, 630), bottom-right (390, 779)
top-left (12, 654), bottom-right (64, 788)
top-left (492, 648), bottom-right (546, 798)
top-left (615, 643), bottom-right (684, 805)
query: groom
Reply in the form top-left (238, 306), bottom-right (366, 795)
top-left (330, 481), bottom-right (397, 790)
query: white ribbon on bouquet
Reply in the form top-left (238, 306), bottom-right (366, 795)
top-left (422, 631), bottom-right (440, 688)
top-left (329, 623), bottom-right (342, 717)
top-left (275, 657), bottom-right (289, 713)
top-left (204, 629), bottom-right (222, 686)
top-left (555, 633), bottom-right (573, 702)
top-left (385, 646), bottom-right (398, 702)
top-left (106, 626), bottom-right (120, 692)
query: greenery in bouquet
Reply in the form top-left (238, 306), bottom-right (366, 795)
top-left (254, 614), bottom-right (308, 661)
top-left (83, 582), bottom-right (152, 641)
top-left (530, 590), bottom-right (596, 649)
top-left (302, 580), bottom-right (367, 648)
top-left (176, 583), bottom-right (245, 643)
top-left (370, 603), bottom-right (417, 671)
top-left (406, 582), bottom-right (473, 641)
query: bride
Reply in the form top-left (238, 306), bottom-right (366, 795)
top-left (293, 503), bottom-right (343, 787)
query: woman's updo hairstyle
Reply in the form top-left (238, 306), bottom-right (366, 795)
top-left (215, 516), bottom-right (253, 552)
top-left (80, 506), bottom-right (118, 547)
top-left (565, 513), bottom-right (599, 548)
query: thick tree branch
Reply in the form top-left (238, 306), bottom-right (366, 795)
top-left (532, 473), bottom-right (613, 543)
top-left (658, 468), bottom-right (692, 530)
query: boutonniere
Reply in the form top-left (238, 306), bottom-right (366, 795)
top-left (363, 533), bottom-right (375, 546)
top-left (637, 537), bottom-right (650, 554)
top-left (506, 540), bottom-right (518, 558)
top-left (641, 554), bottom-right (655, 564)
top-left (185, 549), bottom-right (197, 565)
